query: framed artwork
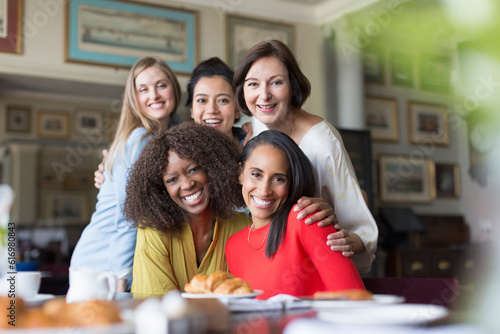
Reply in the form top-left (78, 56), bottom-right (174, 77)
top-left (37, 111), bottom-right (70, 139)
top-left (419, 53), bottom-right (451, 94)
top-left (390, 52), bottom-right (414, 87)
top-left (337, 129), bottom-right (374, 212)
top-left (75, 110), bottom-right (103, 134)
top-left (0, 0), bottom-right (22, 54)
top-left (365, 96), bottom-right (399, 142)
top-left (65, 170), bottom-right (94, 190)
top-left (226, 14), bottom-right (294, 69)
top-left (362, 46), bottom-right (385, 84)
top-left (42, 193), bottom-right (90, 224)
top-left (65, 0), bottom-right (198, 74)
top-left (408, 101), bottom-right (449, 146)
top-left (39, 168), bottom-right (64, 189)
top-left (378, 155), bottom-right (436, 203)
top-left (435, 163), bottom-right (460, 198)
top-left (5, 105), bottom-right (31, 133)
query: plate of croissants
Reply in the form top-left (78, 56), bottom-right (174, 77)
top-left (0, 296), bottom-right (132, 333)
top-left (182, 271), bottom-right (262, 299)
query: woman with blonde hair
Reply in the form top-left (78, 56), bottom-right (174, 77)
top-left (70, 56), bottom-right (181, 292)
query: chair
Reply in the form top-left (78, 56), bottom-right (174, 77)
top-left (362, 277), bottom-right (461, 308)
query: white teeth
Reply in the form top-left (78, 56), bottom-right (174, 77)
top-left (149, 103), bottom-right (163, 109)
top-left (258, 104), bottom-right (275, 110)
top-left (184, 190), bottom-right (202, 203)
top-left (204, 119), bottom-right (221, 124)
top-left (253, 197), bottom-right (272, 206)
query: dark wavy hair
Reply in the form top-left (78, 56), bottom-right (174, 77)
top-left (233, 40), bottom-right (311, 116)
top-left (240, 130), bottom-right (317, 258)
top-left (185, 57), bottom-right (235, 109)
top-left (123, 122), bottom-right (244, 236)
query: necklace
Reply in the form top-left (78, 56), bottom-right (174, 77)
top-left (247, 223), bottom-right (269, 250)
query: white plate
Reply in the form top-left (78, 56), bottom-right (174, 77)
top-left (309, 294), bottom-right (405, 309)
top-left (1, 320), bottom-right (134, 334)
top-left (24, 293), bottom-right (56, 306)
top-left (182, 289), bottom-right (263, 299)
top-left (317, 303), bottom-right (449, 326)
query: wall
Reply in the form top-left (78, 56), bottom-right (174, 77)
top-left (0, 0), bottom-right (324, 225)
top-left (0, 1), bottom-right (326, 118)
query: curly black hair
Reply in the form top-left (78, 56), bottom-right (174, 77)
top-left (123, 122), bottom-right (244, 236)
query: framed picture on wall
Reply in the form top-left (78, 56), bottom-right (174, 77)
top-left (5, 105), bottom-right (31, 133)
top-left (419, 53), bottom-right (451, 94)
top-left (75, 110), bottom-right (103, 135)
top-left (378, 155), bottom-right (436, 203)
top-left (365, 96), bottom-right (399, 142)
top-left (39, 168), bottom-right (64, 189)
top-left (37, 111), bottom-right (70, 139)
top-left (226, 14), bottom-right (294, 69)
top-left (65, 0), bottom-right (198, 74)
top-left (0, 0), bottom-right (22, 54)
top-left (42, 193), bottom-right (90, 224)
top-left (408, 101), bottom-right (449, 146)
top-left (362, 46), bottom-right (385, 84)
top-left (390, 52), bottom-right (414, 87)
top-left (435, 163), bottom-right (460, 198)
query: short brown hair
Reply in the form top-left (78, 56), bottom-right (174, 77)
top-left (123, 122), bottom-right (244, 236)
top-left (233, 40), bottom-right (311, 116)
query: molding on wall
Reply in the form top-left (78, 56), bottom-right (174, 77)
top-left (164, 0), bottom-right (382, 24)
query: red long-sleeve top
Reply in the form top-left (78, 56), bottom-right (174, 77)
top-left (225, 206), bottom-right (365, 300)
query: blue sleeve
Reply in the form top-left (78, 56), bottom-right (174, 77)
top-left (108, 128), bottom-right (151, 279)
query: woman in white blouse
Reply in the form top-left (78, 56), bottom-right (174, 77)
top-left (233, 40), bottom-right (378, 273)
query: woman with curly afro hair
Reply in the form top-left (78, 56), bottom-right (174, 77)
top-left (124, 122), bottom-right (249, 294)
top-left (124, 122), bottom-right (336, 294)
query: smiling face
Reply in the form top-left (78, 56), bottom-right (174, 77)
top-left (240, 144), bottom-right (290, 228)
top-left (243, 56), bottom-right (293, 129)
top-left (163, 150), bottom-right (210, 217)
top-left (191, 76), bottom-right (239, 138)
top-left (135, 66), bottom-right (176, 129)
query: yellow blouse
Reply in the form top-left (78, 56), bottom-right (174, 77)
top-left (131, 212), bottom-right (251, 295)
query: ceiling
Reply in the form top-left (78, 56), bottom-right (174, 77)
top-left (1, 0), bottom-right (381, 101)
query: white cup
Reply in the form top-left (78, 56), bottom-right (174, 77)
top-left (67, 269), bottom-right (117, 303)
top-left (16, 271), bottom-right (41, 300)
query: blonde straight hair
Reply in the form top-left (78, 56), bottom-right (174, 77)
top-left (106, 57), bottom-right (181, 178)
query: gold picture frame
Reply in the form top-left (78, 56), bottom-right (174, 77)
top-left (42, 192), bottom-right (90, 224)
top-left (37, 111), bottom-right (70, 139)
top-left (408, 101), bottom-right (449, 146)
top-left (226, 14), bottom-right (294, 69)
top-left (5, 105), bottom-right (31, 134)
top-left (365, 96), bottom-right (399, 142)
top-left (378, 155), bottom-right (436, 203)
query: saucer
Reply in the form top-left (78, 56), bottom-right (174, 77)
top-left (24, 293), bottom-right (56, 306)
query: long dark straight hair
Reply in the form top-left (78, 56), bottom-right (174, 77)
top-left (240, 130), bottom-right (317, 258)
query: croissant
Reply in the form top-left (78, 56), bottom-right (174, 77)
top-left (313, 289), bottom-right (373, 301)
top-left (184, 271), bottom-right (253, 294)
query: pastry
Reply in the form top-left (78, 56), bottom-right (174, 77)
top-left (184, 271), bottom-right (253, 294)
top-left (6, 297), bottom-right (122, 328)
top-left (212, 278), bottom-right (253, 294)
top-left (184, 274), bottom-right (210, 294)
top-left (313, 289), bottom-right (373, 301)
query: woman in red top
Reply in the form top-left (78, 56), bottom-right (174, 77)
top-left (225, 130), bottom-right (365, 299)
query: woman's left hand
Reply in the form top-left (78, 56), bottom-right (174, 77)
top-left (294, 196), bottom-right (336, 227)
